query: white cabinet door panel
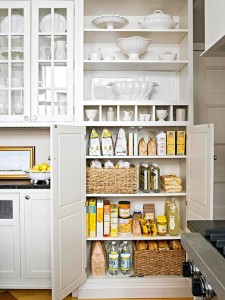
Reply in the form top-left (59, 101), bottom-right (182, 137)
top-left (51, 125), bottom-right (86, 300)
top-left (0, 194), bottom-right (20, 279)
top-left (23, 191), bottom-right (51, 279)
top-left (186, 124), bottom-right (214, 220)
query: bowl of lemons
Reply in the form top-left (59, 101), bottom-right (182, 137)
top-left (25, 163), bottom-right (51, 184)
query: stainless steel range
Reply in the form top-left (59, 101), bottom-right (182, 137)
top-left (181, 220), bottom-right (225, 300)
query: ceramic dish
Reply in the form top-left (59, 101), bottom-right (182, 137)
top-left (158, 51), bottom-right (177, 60)
top-left (116, 36), bottom-right (151, 60)
top-left (138, 10), bottom-right (177, 29)
top-left (24, 170), bottom-right (50, 184)
top-left (0, 14), bottom-right (24, 38)
top-left (92, 14), bottom-right (129, 29)
top-left (1, 49), bottom-right (24, 60)
top-left (40, 13), bottom-right (67, 33)
top-left (107, 80), bottom-right (159, 100)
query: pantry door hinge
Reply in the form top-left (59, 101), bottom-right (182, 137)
top-left (85, 267), bottom-right (87, 273)
top-left (186, 200), bottom-right (187, 206)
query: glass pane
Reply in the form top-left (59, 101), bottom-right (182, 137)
top-left (11, 36), bottom-right (24, 60)
top-left (39, 36), bottom-right (51, 60)
top-left (0, 9), bottom-right (9, 35)
top-left (39, 63), bottom-right (51, 87)
top-left (11, 63), bottom-right (23, 87)
top-left (11, 90), bottom-right (24, 115)
top-left (54, 36), bottom-right (67, 60)
top-left (54, 63), bottom-right (67, 88)
top-left (55, 91), bottom-right (67, 115)
top-left (38, 90), bottom-right (51, 115)
top-left (0, 36), bottom-right (8, 60)
top-left (53, 8), bottom-right (67, 33)
top-left (0, 200), bottom-right (13, 219)
top-left (0, 90), bottom-right (8, 115)
top-left (39, 8), bottom-right (51, 33)
top-left (0, 63), bottom-right (8, 86)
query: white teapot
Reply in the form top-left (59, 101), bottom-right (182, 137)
top-left (123, 111), bottom-right (133, 121)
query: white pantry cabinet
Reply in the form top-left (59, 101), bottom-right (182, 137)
top-left (0, 190), bottom-right (51, 288)
top-left (0, 0), bottom-right (74, 123)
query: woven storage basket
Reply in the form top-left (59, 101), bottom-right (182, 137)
top-left (86, 166), bottom-right (137, 194)
top-left (132, 242), bottom-right (186, 276)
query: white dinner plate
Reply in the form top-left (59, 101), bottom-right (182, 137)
top-left (0, 14), bottom-right (24, 38)
top-left (40, 13), bottom-right (67, 33)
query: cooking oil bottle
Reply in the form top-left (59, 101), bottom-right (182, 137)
top-left (167, 197), bottom-right (179, 236)
top-left (151, 163), bottom-right (160, 193)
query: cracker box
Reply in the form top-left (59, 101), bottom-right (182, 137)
top-left (110, 204), bottom-right (118, 238)
top-left (103, 200), bottom-right (110, 237)
top-left (167, 131), bottom-right (175, 155)
top-left (85, 201), bottom-right (89, 237)
top-left (176, 131), bottom-right (186, 155)
top-left (128, 132), bottom-right (134, 156)
top-left (89, 199), bottom-right (96, 238)
top-left (133, 132), bottom-right (138, 156)
top-left (97, 199), bottom-right (104, 237)
top-left (156, 131), bottom-right (166, 156)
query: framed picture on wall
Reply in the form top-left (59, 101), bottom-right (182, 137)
top-left (0, 146), bottom-right (35, 179)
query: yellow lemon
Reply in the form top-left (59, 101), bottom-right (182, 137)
top-left (32, 164), bottom-right (40, 171)
top-left (40, 163), bottom-right (48, 171)
top-left (47, 166), bottom-right (51, 172)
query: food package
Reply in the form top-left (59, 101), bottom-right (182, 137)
top-left (89, 199), bottom-right (96, 238)
top-left (128, 132), bottom-right (134, 155)
top-left (97, 199), bottom-right (103, 237)
top-left (135, 240), bottom-right (147, 251)
top-left (115, 160), bottom-right (130, 168)
top-left (85, 201), bottom-right (89, 237)
top-left (133, 133), bottom-right (138, 156)
top-left (104, 160), bottom-right (114, 168)
top-left (176, 131), bottom-right (186, 155)
top-left (90, 160), bottom-right (102, 168)
top-left (166, 131), bottom-right (175, 155)
top-left (147, 241), bottom-right (158, 251)
top-left (161, 183), bottom-right (182, 193)
top-left (103, 200), bottom-right (110, 237)
top-left (132, 217), bottom-right (142, 236)
top-left (147, 137), bottom-right (156, 155)
top-left (90, 241), bottom-right (107, 276)
top-left (158, 240), bottom-right (170, 251)
top-left (102, 128), bottom-right (114, 156)
top-left (160, 175), bottom-right (182, 186)
top-left (138, 137), bottom-right (147, 156)
top-left (169, 240), bottom-right (182, 251)
top-left (110, 204), bottom-right (118, 238)
top-left (88, 128), bottom-right (101, 156)
top-left (143, 203), bottom-right (155, 221)
top-left (156, 131), bottom-right (166, 156)
top-left (115, 128), bottom-right (127, 156)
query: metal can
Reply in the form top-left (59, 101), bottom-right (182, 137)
top-left (118, 201), bottom-right (130, 218)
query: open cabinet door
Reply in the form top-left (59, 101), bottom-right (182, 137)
top-left (186, 124), bottom-right (214, 221)
top-left (51, 125), bottom-right (87, 300)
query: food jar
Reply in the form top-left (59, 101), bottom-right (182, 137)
top-left (119, 201), bottom-right (130, 218)
top-left (157, 215), bottom-right (167, 236)
top-left (118, 216), bottom-right (132, 234)
top-left (133, 210), bottom-right (142, 219)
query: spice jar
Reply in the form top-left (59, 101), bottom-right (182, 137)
top-left (157, 215), bottom-right (167, 236)
top-left (118, 201), bottom-right (130, 218)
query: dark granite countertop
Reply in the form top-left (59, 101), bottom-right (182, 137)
top-left (0, 180), bottom-right (50, 189)
top-left (187, 220), bottom-right (225, 236)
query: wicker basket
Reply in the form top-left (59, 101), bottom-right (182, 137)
top-left (132, 242), bottom-right (186, 276)
top-left (86, 166), bottom-right (137, 194)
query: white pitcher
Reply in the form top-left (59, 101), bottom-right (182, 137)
top-left (123, 111), bottom-right (133, 121)
top-left (54, 40), bottom-right (67, 59)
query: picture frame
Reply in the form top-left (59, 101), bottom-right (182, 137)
top-left (0, 146), bottom-right (35, 179)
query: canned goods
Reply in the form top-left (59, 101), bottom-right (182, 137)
top-left (118, 216), bottom-right (132, 234)
top-left (118, 201), bottom-right (130, 218)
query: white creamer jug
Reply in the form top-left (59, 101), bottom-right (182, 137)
top-left (54, 40), bottom-right (67, 59)
top-left (123, 111), bottom-right (133, 121)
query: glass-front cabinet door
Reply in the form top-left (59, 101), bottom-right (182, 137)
top-left (31, 1), bottom-right (74, 122)
top-left (0, 2), bottom-right (30, 122)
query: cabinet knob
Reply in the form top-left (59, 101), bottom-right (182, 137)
top-left (25, 195), bottom-right (30, 200)
top-left (32, 115), bottom-right (38, 121)
top-left (214, 155), bottom-right (218, 160)
top-left (24, 116), bottom-right (29, 121)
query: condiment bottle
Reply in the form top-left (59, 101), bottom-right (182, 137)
top-left (167, 197), bottom-right (179, 236)
top-left (157, 215), bottom-right (167, 236)
top-left (151, 163), bottom-right (160, 193)
top-left (107, 107), bottom-right (115, 121)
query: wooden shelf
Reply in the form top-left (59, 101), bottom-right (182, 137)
top-left (86, 190), bottom-right (186, 197)
top-left (86, 155), bottom-right (186, 159)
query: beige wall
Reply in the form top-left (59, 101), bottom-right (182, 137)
top-left (193, 0), bottom-right (205, 43)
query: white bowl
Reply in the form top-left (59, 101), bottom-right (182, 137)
top-left (159, 51), bottom-right (177, 60)
top-left (116, 36), bottom-right (151, 60)
top-left (107, 80), bottom-right (158, 100)
top-left (25, 171), bottom-right (50, 184)
top-left (138, 10), bottom-right (177, 29)
top-left (85, 109), bottom-right (98, 121)
top-left (156, 109), bottom-right (168, 121)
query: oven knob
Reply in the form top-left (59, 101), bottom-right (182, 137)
top-left (182, 262), bottom-right (192, 277)
top-left (192, 277), bottom-right (203, 297)
top-left (183, 259), bottom-right (201, 278)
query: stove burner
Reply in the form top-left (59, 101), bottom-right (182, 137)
top-left (205, 228), bottom-right (225, 257)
